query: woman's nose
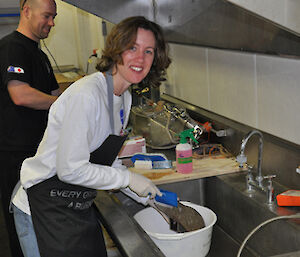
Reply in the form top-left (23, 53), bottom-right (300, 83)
top-left (135, 50), bottom-right (145, 62)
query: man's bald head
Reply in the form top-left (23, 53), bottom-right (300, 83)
top-left (18, 0), bottom-right (57, 42)
top-left (21, 0), bottom-right (56, 11)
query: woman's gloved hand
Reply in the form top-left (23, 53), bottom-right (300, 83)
top-left (128, 172), bottom-right (162, 198)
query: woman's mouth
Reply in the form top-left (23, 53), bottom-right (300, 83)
top-left (130, 66), bottom-right (142, 72)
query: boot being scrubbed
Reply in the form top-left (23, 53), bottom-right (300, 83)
top-left (150, 189), bottom-right (205, 232)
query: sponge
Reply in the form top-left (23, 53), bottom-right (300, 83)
top-left (131, 153), bottom-right (167, 163)
top-left (277, 190), bottom-right (300, 206)
top-left (134, 160), bottom-right (152, 170)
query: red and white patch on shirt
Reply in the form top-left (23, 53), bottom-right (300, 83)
top-left (7, 66), bottom-right (25, 74)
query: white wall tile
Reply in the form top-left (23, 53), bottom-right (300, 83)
top-left (256, 55), bottom-right (300, 144)
top-left (208, 48), bottom-right (257, 127)
top-left (167, 44), bottom-right (209, 109)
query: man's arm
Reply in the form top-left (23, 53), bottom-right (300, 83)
top-left (8, 80), bottom-right (58, 110)
top-left (51, 88), bottom-right (61, 96)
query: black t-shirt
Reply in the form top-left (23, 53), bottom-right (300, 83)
top-left (0, 31), bottom-right (59, 151)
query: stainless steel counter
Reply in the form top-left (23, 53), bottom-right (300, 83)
top-left (94, 190), bottom-right (165, 257)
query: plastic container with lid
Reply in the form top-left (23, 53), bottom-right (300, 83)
top-left (277, 190), bottom-right (300, 206)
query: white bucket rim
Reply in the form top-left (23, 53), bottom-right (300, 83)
top-left (140, 201), bottom-right (217, 240)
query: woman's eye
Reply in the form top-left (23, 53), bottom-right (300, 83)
top-left (145, 49), bottom-right (154, 55)
top-left (130, 46), bottom-right (136, 51)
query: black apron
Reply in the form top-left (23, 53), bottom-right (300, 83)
top-left (27, 71), bottom-right (127, 257)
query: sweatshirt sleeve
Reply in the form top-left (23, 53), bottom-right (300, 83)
top-left (54, 91), bottom-right (130, 190)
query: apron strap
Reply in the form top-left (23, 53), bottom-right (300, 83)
top-left (105, 69), bottom-right (115, 134)
top-left (105, 69), bottom-right (126, 135)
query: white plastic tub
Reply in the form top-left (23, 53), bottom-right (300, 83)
top-left (134, 201), bottom-right (217, 257)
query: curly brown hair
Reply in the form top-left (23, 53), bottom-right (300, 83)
top-left (96, 16), bottom-right (171, 88)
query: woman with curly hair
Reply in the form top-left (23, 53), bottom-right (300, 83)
top-left (97, 16), bottom-right (171, 88)
top-left (12, 16), bottom-right (171, 257)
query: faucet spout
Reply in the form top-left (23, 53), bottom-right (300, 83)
top-left (239, 130), bottom-right (264, 187)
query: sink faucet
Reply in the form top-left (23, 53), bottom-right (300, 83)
top-left (236, 130), bottom-right (264, 188)
top-left (236, 130), bottom-right (276, 204)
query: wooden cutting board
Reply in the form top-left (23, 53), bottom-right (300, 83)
top-left (129, 157), bottom-right (245, 185)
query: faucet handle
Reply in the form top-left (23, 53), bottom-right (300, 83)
top-left (263, 174), bottom-right (276, 187)
top-left (247, 164), bottom-right (254, 170)
top-left (246, 164), bottom-right (257, 174)
top-left (263, 174), bottom-right (276, 204)
top-left (263, 174), bottom-right (276, 181)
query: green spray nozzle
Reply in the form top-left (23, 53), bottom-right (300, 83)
top-left (177, 128), bottom-right (198, 144)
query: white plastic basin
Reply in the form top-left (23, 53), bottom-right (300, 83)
top-left (134, 201), bottom-right (217, 257)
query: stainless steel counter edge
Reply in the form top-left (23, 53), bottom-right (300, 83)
top-left (94, 190), bottom-right (166, 257)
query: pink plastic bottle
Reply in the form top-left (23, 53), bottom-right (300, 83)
top-left (176, 143), bottom-right (193, 173)
top-left (176, 129), bottom-right (197, 174)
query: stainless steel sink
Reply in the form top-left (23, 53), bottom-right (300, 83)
top-left (205, 172), bottom-right (300, 257)
top-left (109, 178), bottom-right (257, 257)
top-left (96, 171), bottom-right (300, 257)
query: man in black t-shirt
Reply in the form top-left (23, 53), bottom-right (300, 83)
top-left (0, 0), bottom-right (59, 256)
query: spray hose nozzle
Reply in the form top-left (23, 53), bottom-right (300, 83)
top-left (177, 128), bottom-right (198, 144)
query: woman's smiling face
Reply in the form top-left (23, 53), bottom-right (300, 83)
top-left (115, 28), bottom-right (156, 88)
